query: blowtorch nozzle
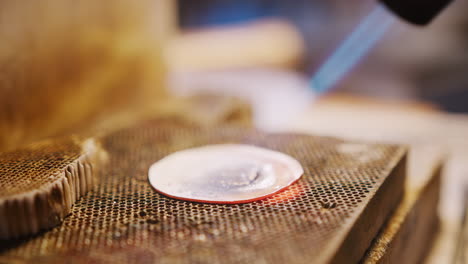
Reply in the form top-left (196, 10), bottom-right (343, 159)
top-left (381, 0), bottom-right (453, 25)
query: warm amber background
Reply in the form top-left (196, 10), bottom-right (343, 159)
top-left (0, 1), bottom-right (172, 151)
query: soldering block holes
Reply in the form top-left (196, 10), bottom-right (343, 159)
top-left (0, 137), bottom-right (107, 240)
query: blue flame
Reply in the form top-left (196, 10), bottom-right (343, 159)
top-left (311, 4), bottom-right (395, 93)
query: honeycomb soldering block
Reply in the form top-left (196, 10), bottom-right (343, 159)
top-left (363, 146), bottom-right (443, 263)
top-left (0, 137), bottom-right (106, 240)
top-left (1, 120), bottom-right (406, 264)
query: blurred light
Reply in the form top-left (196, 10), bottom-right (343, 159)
top-left (311, 4), bottom-right (396, 93)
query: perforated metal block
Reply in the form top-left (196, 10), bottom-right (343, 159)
top-left (363, 147), bottom-right (443, 263)
top-left (0, 137), bottom-right (105, 240)
top-left (0, 120), bottom-right (406, 263)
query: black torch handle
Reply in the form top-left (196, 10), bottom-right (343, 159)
top-left (380, 0), bottom-right (453, 25)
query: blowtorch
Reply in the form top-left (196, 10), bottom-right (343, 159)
top-left (311, 0), bottom-right (453, 93)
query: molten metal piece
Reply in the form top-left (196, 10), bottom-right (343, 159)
top-left (148, 144), bottom-right (303, 204)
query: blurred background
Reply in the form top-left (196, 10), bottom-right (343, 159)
top-left (176, 0), bottom-right (468, 108)
top-left (0, 0), bottom-right (466, 262)
top-left (2, 0), bottom-right (468, 146)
